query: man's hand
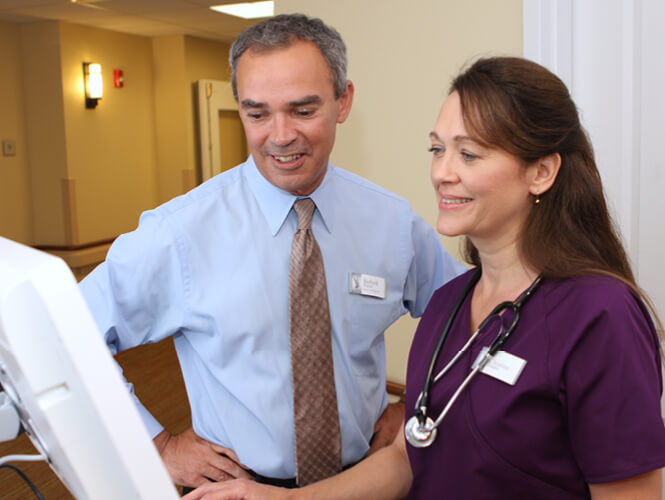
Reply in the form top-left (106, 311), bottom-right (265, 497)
top-left (368, 400), bottom-right (405, 455)
top-left (182, 479), bottom-right (294, 500)
top-left (154, 428), bottom-right (253, 488)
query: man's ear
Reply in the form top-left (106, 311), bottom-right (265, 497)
top-left (336, 80), bottom-right (354, 124)
top-left (529, 152), bottom-right (562, 196)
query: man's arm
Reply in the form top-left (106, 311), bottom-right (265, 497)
top-left (80, 215), bottom-right (251, 487)
top-left (154, 429), bottom-right (252, 487)
top-left (367, 399), bottom-right (405, 455)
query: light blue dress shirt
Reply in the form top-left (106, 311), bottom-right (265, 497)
top-left (80, 157), bottom-right (465, 479)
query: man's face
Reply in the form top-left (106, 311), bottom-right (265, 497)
top-left (235, 40), bottom-right (353, 196)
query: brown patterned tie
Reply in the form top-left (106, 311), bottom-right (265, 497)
top-left (289, 198), bottom-right (342, 486)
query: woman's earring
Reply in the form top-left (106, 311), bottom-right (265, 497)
top-left (534, 192), bottom-right (541, 204)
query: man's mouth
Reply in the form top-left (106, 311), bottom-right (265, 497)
top-left (273, 154), bottom-right (303, 163)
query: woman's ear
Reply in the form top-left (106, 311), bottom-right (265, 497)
top-left (529, 153), bottom-right (562, 197)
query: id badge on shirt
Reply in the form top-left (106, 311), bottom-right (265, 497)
top-left (472, 347), bottom-right (526, 386)
top-left (349, 272), bottom-right (386, 299)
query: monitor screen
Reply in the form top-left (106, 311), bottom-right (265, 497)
top-left (0, 236), bottom-right (179, 499)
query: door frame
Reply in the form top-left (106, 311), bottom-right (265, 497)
top-left (196, 80), bottom-right (239, 182)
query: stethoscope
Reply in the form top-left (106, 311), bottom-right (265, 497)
top-left (405, 267), bottom-right (543, 448)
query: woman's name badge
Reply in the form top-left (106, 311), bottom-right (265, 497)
top-left (349, 272), bottom-right (386, 299)
top-left (472, 347), bottom-right (526, 385)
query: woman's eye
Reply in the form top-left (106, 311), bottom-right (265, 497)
top-left (461, 151), bottom-right (477, 162)
top-left (428, 146), bottom-right (443, 156)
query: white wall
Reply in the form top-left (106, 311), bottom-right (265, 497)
top-left (524, 0), bottom-right (665, 322)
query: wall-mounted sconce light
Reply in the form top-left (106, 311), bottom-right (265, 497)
top-left (83, 62), bottom-right (103, 109)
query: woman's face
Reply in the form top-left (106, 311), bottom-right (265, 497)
top-left (430, 92), bottom-right (537, 252)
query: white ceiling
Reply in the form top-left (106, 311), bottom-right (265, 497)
top-left (0, 0), bottom-right (264, 42)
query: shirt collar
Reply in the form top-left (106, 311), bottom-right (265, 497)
top-left (243, 155), bottom-right (335, 236)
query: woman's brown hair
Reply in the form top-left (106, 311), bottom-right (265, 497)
top-left (450, 56), bottom-right (663, 339)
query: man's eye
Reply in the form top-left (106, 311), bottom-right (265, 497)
top-left (295, 109), bottom-right (314, 117)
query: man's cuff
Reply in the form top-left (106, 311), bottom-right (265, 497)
top-left (132, 393), bottom-right (164, 438)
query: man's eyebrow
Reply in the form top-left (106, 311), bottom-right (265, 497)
top-left (289, 95), bottom-right (322, 107)
top-left (240, 96), bottom-right (322, 109)
top-left (241, 99), bottom-right (265, 108)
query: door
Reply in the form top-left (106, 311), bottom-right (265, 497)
top-left (196, 80), bottom-right (248, 182)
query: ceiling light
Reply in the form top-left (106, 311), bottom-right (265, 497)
top-left (210, 1), bottom-right (274, 19)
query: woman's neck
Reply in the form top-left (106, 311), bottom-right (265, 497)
top-left (470, 241), bottom-right (539, 332)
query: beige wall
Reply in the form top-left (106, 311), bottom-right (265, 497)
top-left (153, 36), bottom-right (191, 203)
top-left (59, 22), bottom-right (159, 245)
top-left (0, 22), bottom-right (230, 251)
top-left (153, 35), bottom-right (231, 203)
top-left (277, 0), bottom-right (523, 383)
top-left (185, 36), bottom-right (232, 189)
top-left (15, 21), bottom-right (158, 247)
top-left (19, 22), bottom-right (71, 246)
top-left (0, 22), bottom-right (32, 244)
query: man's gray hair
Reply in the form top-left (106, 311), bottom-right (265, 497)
top-left (229, 13), bottom-right (348, 100)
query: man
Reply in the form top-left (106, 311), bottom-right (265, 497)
top-left (80, 13), bottom-right (464, 491)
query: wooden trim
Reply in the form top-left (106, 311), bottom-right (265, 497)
top-left (42, 242), bottom-right (112, 268)
top-left (387, 380), bottom-right (405, 397)
top-left (35, 237), bottom-right (115, 252)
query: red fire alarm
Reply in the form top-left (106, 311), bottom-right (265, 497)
top-left (113, 69), bottom-right (124, 88)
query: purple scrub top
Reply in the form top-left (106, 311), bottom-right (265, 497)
top-left (405, 270), bottom-right (665, 499)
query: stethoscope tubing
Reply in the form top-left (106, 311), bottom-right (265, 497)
top-left (416, 268), bottom-right (482, 419)
top-left (408, 268), bottom-right (543, 447)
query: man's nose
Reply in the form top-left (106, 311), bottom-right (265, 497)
top-left (270, 114), bottom-right (297, 146)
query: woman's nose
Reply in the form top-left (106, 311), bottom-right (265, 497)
top-left (431, 152), bottom-right (457, 185)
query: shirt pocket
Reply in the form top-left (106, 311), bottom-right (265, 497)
top-left (348, 300), bottom-right (401, 376)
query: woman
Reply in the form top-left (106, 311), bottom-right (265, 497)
top-left (184, 57), bottom-right (665, 499)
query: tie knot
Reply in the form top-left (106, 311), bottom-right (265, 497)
top-left (294, 198), bottom-right (315, 230)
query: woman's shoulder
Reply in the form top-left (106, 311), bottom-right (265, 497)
top-left (540, 274), bottom-right (635, 312)
top-left (538, 274), bottom-right (656, 345)
top-left (430, 268), bottom-right (478, 301)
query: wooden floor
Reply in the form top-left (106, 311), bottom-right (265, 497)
top-left (0, 339), bottom-right (191, 499)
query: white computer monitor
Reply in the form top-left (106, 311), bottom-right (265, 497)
top-left (0, 236), bottom-right (179, 499)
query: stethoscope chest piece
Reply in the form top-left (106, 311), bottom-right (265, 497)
top-left (405, 415), bottom-right (437, 448)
